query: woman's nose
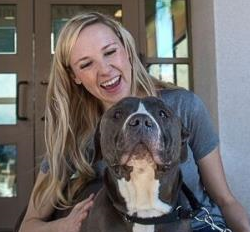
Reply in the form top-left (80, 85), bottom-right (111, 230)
top-left (97, 59), bottom-right (112, 76)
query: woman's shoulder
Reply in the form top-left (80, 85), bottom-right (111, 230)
top-left (158, 87), bottom-right (195, 99)
top-left (157, 87), bottom-right (200, 112)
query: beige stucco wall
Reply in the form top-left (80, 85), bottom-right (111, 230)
top-left (191, 0), bottom-right (250, 214)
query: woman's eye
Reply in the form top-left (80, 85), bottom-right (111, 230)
top-left (80, 62), bottom-right (92, 70)
top-left (105, 49), bottom-right (116, 56)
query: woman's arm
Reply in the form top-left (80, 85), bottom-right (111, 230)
top-left (19, 171), bottom-right (94, 232)
top-left (198, 147), bottom-right (250, 232)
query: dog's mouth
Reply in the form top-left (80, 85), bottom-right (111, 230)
top-left (119, 143), bottom-right (165, 168)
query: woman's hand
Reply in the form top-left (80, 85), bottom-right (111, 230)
top-left (57, 193), bottom-right (95, 232)
top-left (19, 171), bottom-right (95, 232)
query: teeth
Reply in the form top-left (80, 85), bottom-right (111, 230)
top-left (101, 76), bottom-right (120, 87)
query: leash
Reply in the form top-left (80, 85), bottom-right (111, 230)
top-left (194, 207), bottom-right (232, 232)
top-left (182, 183), bottom-right (232, 232)
top-left (181, 184), bottom-right (232, 232)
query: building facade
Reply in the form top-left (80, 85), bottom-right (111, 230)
top-left (0, 0), bottom-right (249, 231)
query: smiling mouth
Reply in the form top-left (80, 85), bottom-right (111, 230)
top-left (100, 75), bottom-right (121, 90)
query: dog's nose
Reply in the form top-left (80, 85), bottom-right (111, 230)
top-left (128, 114), bottom-right (153, 128)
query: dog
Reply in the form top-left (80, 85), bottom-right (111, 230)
top-left (80, 96), bottom-right (191, 232)
top-left (14, 96), bottom-right (192, 232)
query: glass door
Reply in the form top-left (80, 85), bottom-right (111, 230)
top-left (0, 0), bottom-right (34, 230)
top-left (34, 0), bottom-right (140, 166)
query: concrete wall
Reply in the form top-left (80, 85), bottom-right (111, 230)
top-left (191, 0), bottom-right (250, 214)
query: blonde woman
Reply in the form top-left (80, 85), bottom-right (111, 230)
top-left (19, 12), bottom-right (250, 232)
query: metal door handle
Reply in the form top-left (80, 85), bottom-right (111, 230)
top-left (16, 81), bottom-right (28, 120)
top-left (40, 80), bottom-right (48, 121)
top-left (40, 80), bottom-right (48, 85)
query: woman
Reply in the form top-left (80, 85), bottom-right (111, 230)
top-left (19, 12), bottom-right (250, 232)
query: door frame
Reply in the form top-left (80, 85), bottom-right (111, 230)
top-left (0, 0), bottom-right (34, 230)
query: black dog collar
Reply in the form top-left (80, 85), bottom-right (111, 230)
top-left (118, 182), bottom-right (202, 225)
top-left (121, 207), bottom-right (198, 225)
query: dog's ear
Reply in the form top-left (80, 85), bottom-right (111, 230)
top-left (84, 120), bottom-right (102, 165)
top-left (180, 125), bottom-right (190, 163)
top-left (92, 120), bottom-right (102, 163)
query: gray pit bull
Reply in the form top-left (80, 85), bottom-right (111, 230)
top-left (79, 96), bottom-right (192, 232)
top-left (14, 96), bottom-right (192, 232)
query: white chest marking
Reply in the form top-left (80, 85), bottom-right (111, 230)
top-left (117, 159), bottom-right (172, 232)
top-left (122, 102), bottom-right (161, 139)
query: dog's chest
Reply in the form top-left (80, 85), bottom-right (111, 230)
top-left (117, 158), bottom-right (172, 232)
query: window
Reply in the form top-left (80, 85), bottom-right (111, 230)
top-left (143, 0), bottom-right (192, 89)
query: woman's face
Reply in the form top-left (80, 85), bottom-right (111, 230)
top-left (70, 23), bottom-right (132, 110)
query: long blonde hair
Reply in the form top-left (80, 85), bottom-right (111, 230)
top-left (34, 12), bottom-right (169, 209)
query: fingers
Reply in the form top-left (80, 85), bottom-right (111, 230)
top-left (83, 194), bottom-right (95, 211)
top-left (80, 194), bottom-right (95, 220)
top-left (60, 194), bottom-right (95, 232)
top-left (70, 194), bottom-right (95, 221)
top-left (74, 193), bottom-right (94, 211)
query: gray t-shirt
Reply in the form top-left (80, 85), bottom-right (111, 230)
top-left (159, 88), bottom-right (224, 229)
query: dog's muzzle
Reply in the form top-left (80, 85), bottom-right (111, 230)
top-left (126, 113), bottom-right (158, 136)
top-left (119, 113), bottom-right (162, 166)
top-left (128, 113), bottom-right (154, 128)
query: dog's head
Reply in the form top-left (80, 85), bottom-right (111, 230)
top-left (94, 96), bottom-right (189, 179)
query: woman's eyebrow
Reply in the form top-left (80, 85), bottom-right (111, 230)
top-left (102, 42), bottom-right (118, 50)
top-left (74, 57), bottom-right (89, 65)
top-left (73, 42), bottom-right (118, 65)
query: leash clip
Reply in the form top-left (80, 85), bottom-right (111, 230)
top-left (194, 207), bottom-right (232, 232)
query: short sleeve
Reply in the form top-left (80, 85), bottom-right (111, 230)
top-left (187, 93), bottom-right (219, 160)
top-left (159, 89), bottom-right (219, 161)
top-left (40, 158), bottom-right (49, 174)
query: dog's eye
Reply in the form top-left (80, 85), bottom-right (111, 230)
top-left (114, 110), bottom-right (122, 119)
top-left (159, 110), bottom-right (168, 118)
top-left (159, 109), bottom-right (172, 118)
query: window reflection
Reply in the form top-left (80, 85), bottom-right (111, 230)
top-left (0, 73), bottom-right (17, 125)
top-left (0, 144), bottom-right (17, 197)
top-left (148, 64), bottom-right (189, 89)
top-left (145, 0), bottom-right (188, 58)
top-left (0, 5), bottom-right (17, 54)
top-left (51, 5), bottom-right (122, 53)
